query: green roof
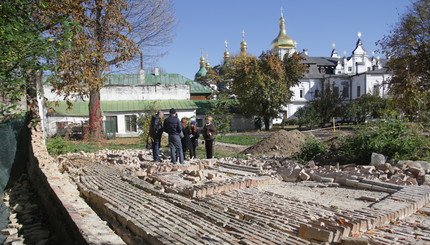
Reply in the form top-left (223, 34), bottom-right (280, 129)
top-left (48, 100), bottom-right (199, 116)
top-left (106, 73), bottom-right (212, 94)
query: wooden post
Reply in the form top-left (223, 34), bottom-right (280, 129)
top-left (333, 117), bottom-right (336, 132)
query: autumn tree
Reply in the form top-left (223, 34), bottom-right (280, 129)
top-left (378, 0), bottom-right (430, 121)
top-left (47, 0), bottom-right (175, 140)
top-left (226, 51), bottom-right (305, 130)
top-left (197, 64), bottom-right (233, 99)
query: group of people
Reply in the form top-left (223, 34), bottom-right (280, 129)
top-left (148, 108), bottom-right (216, 165)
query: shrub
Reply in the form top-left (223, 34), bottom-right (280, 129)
top-left (46, 135), bottom-right (75, 156)
top-left (341, 120), bottom-right (430, 164)
top-left (294, 137), bottom-right (328, 163)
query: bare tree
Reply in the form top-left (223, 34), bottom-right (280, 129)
top-left (123, 0), bottom-right (176, 69)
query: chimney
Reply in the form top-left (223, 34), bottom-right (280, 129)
top-left (154, 67), bottom-right (160, 76)
top-left (139, 53), bottom-right (145, 84)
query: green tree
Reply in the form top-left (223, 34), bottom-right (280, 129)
top-left (309, 83), bottom-right (345, 126)
top-left (344, 94), bottom-right (393, 123)
top-left (295, 106), bottom-right (322, 128)
top-left (226, 51), bottom-right (305, 130)
top-left (378, 0), bottom-right (430, 121)
top-left (208, 100), bottom-right (239, 135)
top-left (0, 0), bottom-right (70, 122)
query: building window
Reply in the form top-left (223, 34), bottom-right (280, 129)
top-left (367, 67), bottom-right (371, 71)
top-left (357, 86), bottom-right (361, 97)
top-left (196, 118), bottom-right (203, 127)
top-left (125, 115), bottom-right (137, 132)
top-left (337, 71), bottom-right (341, 74)
top-left (299, 89), bottom-right (304, 98)
top-left (342, 87), bottom-right (349, 98)
top-left (314, 89), bottom-right (319, 98)
top-left (348, 67), bottom-right (352, 72)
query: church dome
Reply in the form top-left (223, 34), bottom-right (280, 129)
top-left (195, 66), bottom-right (207, 80)
top-left (195, 56), bottom-right (207, 80)
top-left (271, 16), bottom-right (295, 50)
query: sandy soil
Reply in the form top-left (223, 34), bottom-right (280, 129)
top-left (259, 181), bottom-right (390, 211)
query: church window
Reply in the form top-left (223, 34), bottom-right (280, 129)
top-left (125, 115), bottom-right (137, 132)
top-left (299, 89), bottom-right (304, 98)
top-left (348, 67), bottom-right (352, 72)
top-left (357, 86), bottom-right (361, 97)
top-left (367, 67), bottom-right (371, 71)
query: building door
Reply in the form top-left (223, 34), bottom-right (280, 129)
top-left (105, 116), bottom-right (117, 139)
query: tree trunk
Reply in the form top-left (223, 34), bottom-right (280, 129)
top-left (88, 90), bottom-right (104, 141)
top-left (264, 117), bottom-right (271, 131)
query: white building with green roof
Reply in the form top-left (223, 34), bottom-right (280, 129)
top-left (44, 72), bottom-right (212, 138)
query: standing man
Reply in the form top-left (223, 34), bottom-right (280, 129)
top-left (163, 108), bottom-right (184, 165)
top-left (202, 116), bottom-right (216, 159)
top-left (149, 111), bottom-right (164, 162)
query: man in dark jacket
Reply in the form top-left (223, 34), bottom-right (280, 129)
top-left (163, 108), bottom-right (184, 164)
top-left (149, 111), bottom-right (164, 162)
top-left (202, 116), bottom-right (216, 159)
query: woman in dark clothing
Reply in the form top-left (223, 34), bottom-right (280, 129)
top-left (189, 121), bottom-right (199, 159)
top-left (202, 116), bottom-right (216, 159)
top-left (180, 118), bottom-right (192, 160)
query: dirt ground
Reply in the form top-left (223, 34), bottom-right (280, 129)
top-left (241, 129), bottom-right (309, 158)
top-left (260, 181), bottom-right (390, 211)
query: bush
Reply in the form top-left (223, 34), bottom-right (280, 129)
top-left (283, 117), bottom-right (298, 126)
top-left (294, 137), bottom-right (328, 163)
top-left (341, 120), bottom-right (430, 164)
top-left (46, 135), bottom-right (75, 156)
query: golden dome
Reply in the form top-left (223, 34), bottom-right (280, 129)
top-left (271, 16), bottom-right (295, 50)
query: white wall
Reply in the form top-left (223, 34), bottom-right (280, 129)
top-left (101, 84), bottom-right (190, 101)
top-left (104, 109), bottom-right (196, 138)
top-left (44, 84), bottom-right (190, 102)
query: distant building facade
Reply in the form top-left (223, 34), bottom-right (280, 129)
top-left (197, 10), bottom-right (392, 124)
top-left (44, 72), bottom-right (212, 138)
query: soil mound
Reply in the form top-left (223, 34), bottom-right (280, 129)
top-left (241, 129), bottom-right (307, 158)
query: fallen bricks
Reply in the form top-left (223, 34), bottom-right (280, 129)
top-left (75, 164), bottom-right (312, 245)
top-left (58, 150), bottom-right (430, 244)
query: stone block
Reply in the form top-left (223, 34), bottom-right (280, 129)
top-left (409, 167), bottom-right (425, 177)
top-left (298, 224), bottom-right (334, 242)
top-left (298, 170), bottom-right (310, 181)
top-left (277, 165), bottom-right (302, 182)
top-left (370, 153), bottom-right (386, 167)
top-left (341, 237), bottom-right (370, 245)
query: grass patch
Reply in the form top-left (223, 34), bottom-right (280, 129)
top-left (46, 136), bottom-right (145, 156)
top-left (216, 135), bottom-right (263, 145)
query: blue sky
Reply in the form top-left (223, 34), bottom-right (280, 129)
top-left (148, 0), bottom-right (410, 79)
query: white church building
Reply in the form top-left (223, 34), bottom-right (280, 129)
top-left (211, 11), bottom-right (391, 123)
top-left (273, 12), bottom-right (391, 121)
